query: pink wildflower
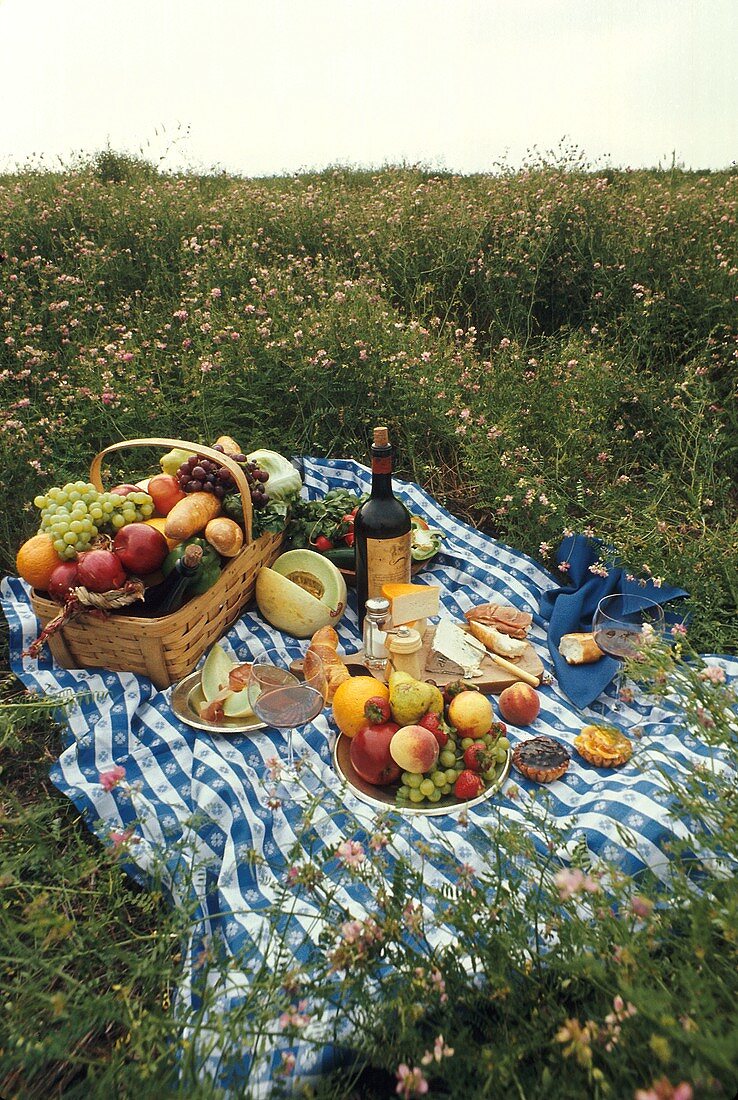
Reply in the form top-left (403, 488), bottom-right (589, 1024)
top-left (635, 1078), bottom-right (693, 1100)
top-left (279, 1000), bottom-right (310, 1030)
top-left (336, 839), bottom-right (365, 867)
top-left (278, 1052), bottom-right (296, 1075)
top-left (395, 1063), bottom-right (429, 1097)
top-left (699, 664), bottom-right (726, 684)
top-left (554, 868), bottom-right (601, 900)
top-left (99, 766), bottom-right (126, 791)
top-left (109, 828), bottom-right (136, 849)
top-left (630, 895), bottom-right (654, 919)
top-left (671, 623), bottom-right (688, 638)
top-left (265, 756), bottom-right (282, 782)
top-left (369, 831), bottom-right (388, 852)
top-left (421, 1034), bottom-right (454, 1064)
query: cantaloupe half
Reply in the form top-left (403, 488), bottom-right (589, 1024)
top-left (255, 550), bottom-right (347, 638)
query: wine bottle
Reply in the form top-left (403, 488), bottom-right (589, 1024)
top-left (129, 544), bottom-right (204, 616)
top-left (355, 426), bottom-right (411, 630)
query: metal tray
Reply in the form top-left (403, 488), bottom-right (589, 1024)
top-left (332, 733), bottom-right (511, 816)
top-left (170, 670), bottom-right (268, 735)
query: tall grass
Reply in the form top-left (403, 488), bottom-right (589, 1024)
top-left (0, 161), bottom-right (736, 1096)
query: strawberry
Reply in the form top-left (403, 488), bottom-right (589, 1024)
top-left (418, 712), bottom-right (448, 747)
top-left (442, 679), bottom-right (479, 705)
top-left (490, 720), bottom-right (507, 739)
top-left (364, 696), bottom-right (392, 724)
top-left (463, 743), bottom-right (491, 772)
top-left (454, 770), bottom-right (485, 800)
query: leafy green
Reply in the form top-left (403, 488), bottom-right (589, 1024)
top-left (246, 449), bottom-right (302, 502)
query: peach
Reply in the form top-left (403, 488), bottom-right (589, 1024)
top-left (389, 725), bottom-right (440, 774)
top-left (447, 690), bottom-right (494, 739)
top-left (498, 682), bottom-right (540, 726)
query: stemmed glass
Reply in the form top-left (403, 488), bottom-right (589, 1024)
top-left (247, 648), bottom-right (327, 773)
top-left (592, 593), bottom-right (665, 716)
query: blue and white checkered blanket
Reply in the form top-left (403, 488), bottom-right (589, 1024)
top-left (3, 458), bottom-right (735, 1094)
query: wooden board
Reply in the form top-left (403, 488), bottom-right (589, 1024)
top-left (291, 623), bottom-right (544, 694)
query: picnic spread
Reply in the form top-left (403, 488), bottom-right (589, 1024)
top-left (4, 440), bottom-right (736, 1095)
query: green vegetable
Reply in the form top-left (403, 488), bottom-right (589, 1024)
top-left (287, 488), bottom-right (363, 549)
top-left (162, 537), bottom-right (221, 596)
top-left (411, 518), bottom-right (443, 561)
top-left (222, 495), bottom-right (289, 538)
top-left (246, 449), bottom-right (302, 503)
top-left (320, 546), bottom-right (357, 569)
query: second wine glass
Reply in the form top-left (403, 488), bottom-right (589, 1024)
top-left (592, 593), bottom-right (665, 718)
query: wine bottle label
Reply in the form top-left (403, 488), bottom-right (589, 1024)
top-left (365, 535), bottom-right (411, 598)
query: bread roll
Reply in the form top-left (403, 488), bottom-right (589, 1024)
top-left (558, 633), bottom-right (604, 665)
top-left (306, 627), bottom-right (350, 701)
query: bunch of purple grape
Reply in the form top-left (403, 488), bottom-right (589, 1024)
top-left (175, 446), bottom-right (270, 508)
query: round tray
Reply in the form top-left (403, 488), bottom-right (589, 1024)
top-left (333, 733), bottom-right (512, 816)
top-left (170, 670), bottom-right (267, 735)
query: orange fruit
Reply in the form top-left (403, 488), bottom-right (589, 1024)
top-left (16, 533), bottom-right (64, 590)
top-left (331, 676), bottom-right (390, 738)
top-left (144, 516), bottom-right (180, 551)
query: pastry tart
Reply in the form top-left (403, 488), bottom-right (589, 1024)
top-left (512, 735), bottom-right (571, 783)
top-left (574, 724), bottom-right (633, 768)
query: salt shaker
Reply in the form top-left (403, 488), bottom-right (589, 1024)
top-left (362, 596), bottom-right (390, 670)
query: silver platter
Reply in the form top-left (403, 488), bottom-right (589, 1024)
top-left (170, 670), bottom-right (267, 735)
top-left (332, 734), bottom-right (512, 817)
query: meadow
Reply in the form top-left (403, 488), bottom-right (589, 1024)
top-left (0, 156), bottom-right (736, 1098)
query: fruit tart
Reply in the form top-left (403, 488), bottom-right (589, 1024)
top-left (512, 735), bottom-right (570, 783)
top-left (574, 724), bottom-right (633, 768)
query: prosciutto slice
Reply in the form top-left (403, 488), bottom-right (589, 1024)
top-left (465, 602), bottom-right (532, 639)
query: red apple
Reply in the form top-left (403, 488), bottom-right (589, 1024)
top-left (147, 473), bottom-right (187, 516)
top-left (350, 721), bottom-right (401, 786)
top-left (113, 522), bottom-right (168, 575)
top-left (498, 683), bottom-right (540, 726)
top-left (47, 560), bottom-right (80, 603)
top-left (110, 483), bottom-right (141, 496)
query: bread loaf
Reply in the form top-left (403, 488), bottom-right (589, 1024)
top-left (306, 626), bottom-right (350, 701)
top-left (558, 632), bottom-right (604, 665)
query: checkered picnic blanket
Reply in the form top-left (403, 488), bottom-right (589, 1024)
top-left (3, 458), bottom-right (735, 1095)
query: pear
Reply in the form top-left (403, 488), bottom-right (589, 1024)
top-left (389, 675), bottom-right (436, 726)
top-left (425, 683), bottom-right (445, 717)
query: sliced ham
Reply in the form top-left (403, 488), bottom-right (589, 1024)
top-left (465, 602), bottom-right (532, 639)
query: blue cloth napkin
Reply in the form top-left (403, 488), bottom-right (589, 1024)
top-left (538, 535), bottom-right (689, 710)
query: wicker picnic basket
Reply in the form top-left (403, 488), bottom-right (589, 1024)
top-left (29, 437), bottom-right (286, 689)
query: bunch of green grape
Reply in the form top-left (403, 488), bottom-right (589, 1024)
top-left (34, 482), bottom-right (155, 560)
top-left (396, 727), bottom-right (511, 806)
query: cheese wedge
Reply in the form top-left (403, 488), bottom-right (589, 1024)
top-left (381, 582), bottom-right (440, 627)
top-left (425, 618), bottom-right (486, 678)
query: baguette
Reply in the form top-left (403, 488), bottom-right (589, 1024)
top-left (466, 619), bottom-right (528, 659)
top-left (558, 632), bottom-right (604, 666)
top-left (306, 626), bottom-right (350, 702)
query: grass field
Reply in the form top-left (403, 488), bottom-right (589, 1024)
top-left (1, 157), bottom-right (736, 1097)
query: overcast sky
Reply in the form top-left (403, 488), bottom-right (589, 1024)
top-left (2, 0), bottom-right (736, 176)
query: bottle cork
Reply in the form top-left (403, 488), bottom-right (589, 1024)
top-left (373, 426), bottom-right (389, 447)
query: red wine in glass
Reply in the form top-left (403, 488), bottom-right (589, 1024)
top-left (247, 650), bottom-right (327, 772)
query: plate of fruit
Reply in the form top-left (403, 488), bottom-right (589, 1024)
top-left (329, 672), bottom-right (512, 815)
top-left (170, 642), bottom-right (267, 734)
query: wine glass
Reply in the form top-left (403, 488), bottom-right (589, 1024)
top-left (247, 648), bottom-right (327, 773)
top-left (592, 593), bottom-right (665, 716)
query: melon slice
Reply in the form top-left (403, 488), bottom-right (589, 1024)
top-left (255, 549), bottom-right (347, 638)
top-left (200, 643), bottom-right (236, 702)
top-left (222, 686), bottom-right (255, 718)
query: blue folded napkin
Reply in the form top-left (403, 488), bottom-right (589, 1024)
top-left (538, 535), bottom-right (688, 710)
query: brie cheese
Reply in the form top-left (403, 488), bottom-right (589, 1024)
top-left (425, 618), bottom-right (486, 678)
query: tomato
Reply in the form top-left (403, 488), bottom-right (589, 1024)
top-left (146, 473), bottom-right (187, 516)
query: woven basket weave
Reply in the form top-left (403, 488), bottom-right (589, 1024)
top-left (30, 437), bottom-right (285, 689)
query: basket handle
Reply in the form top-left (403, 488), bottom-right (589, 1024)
top-left (89, 437), bottom-right (254, 543)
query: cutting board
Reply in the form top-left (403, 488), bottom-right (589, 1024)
top-left (291, 623), bottom-right (544, 694)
